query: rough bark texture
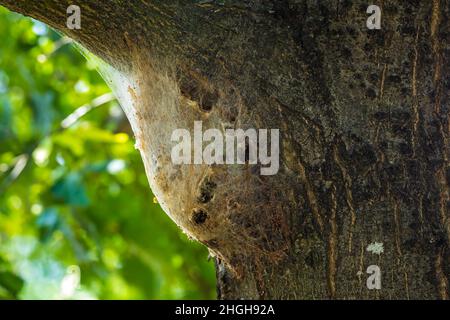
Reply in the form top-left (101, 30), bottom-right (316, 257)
top-left (1, 0), bottom-right (448, 299)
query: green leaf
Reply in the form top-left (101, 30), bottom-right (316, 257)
top-left (31, 91), bottom-right (54, 136)
top-left (51, 172), bottom-right (89, 206)
top-left (0, 271), bottom-right (24, 299)
top-left (36, 207), bottom-right (60, 241)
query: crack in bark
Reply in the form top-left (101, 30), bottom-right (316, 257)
top-left (327, 184), bottom-right (338, 299)
top-left (333, 143), bottom-right (356, 253)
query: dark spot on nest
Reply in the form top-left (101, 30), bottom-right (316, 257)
top-left (200, 92), bottom-right (217, 112)
top-left (192, 209), bottom-right (208, 225)
top-left (179, 80), bottom-right (218, 112)
top-left (198, 178), bottom-right (217, 204)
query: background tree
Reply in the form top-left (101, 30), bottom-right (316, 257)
top-left (0, 0), bottom-right (448, 299)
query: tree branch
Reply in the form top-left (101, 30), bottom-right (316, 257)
top-left (0, 1), bottom-right (278, 74)
top-left (0, 0), bottom-right (155, 70)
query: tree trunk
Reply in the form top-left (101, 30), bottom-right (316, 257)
top-left (1, 0), bottom-right (448, 299)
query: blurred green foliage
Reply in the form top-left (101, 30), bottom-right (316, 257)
top-left (0, 8), bottom-right (215, 299)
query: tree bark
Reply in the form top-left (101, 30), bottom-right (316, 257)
top-left (1, 0), bottom-right (448, 299)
